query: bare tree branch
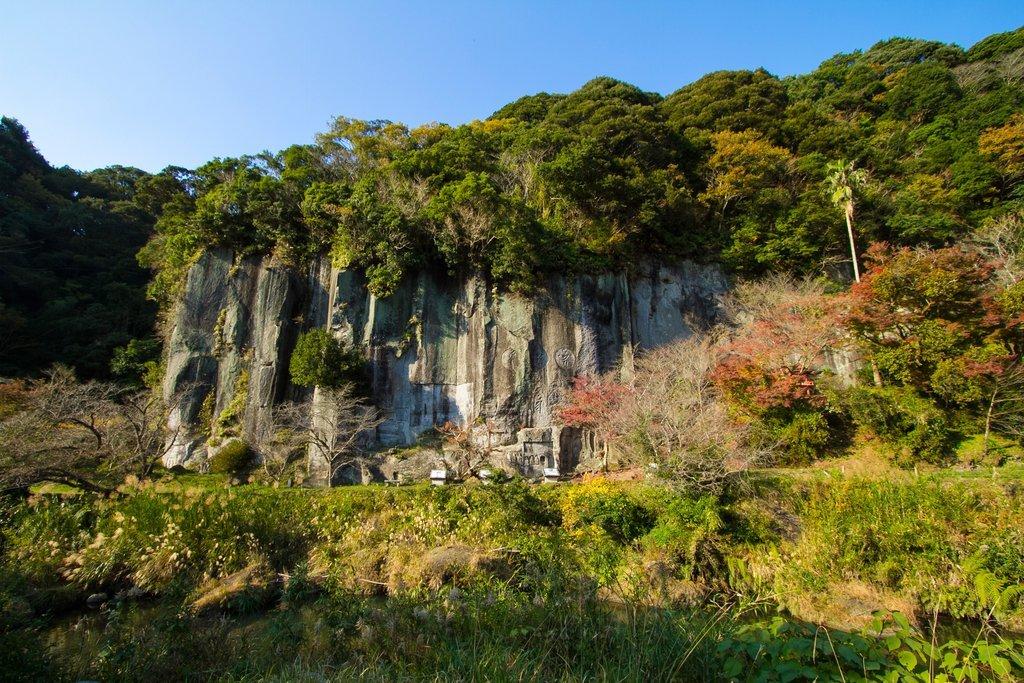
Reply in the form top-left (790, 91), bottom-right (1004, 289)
top-left (264, 385), bottom-right (384, 485)
top-left (0, 368), bottom-right (181, 492)
top-left (605, 336), bottom-right (772, 494)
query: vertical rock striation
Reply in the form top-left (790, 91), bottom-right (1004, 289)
top-left (162, 251), bottom-right (729, 479)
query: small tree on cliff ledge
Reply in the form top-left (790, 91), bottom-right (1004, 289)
top-left (289, 329), bottom-right (365, 389)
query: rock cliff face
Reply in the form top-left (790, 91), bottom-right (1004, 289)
top-left (162, 249), bottom-right (730, 481)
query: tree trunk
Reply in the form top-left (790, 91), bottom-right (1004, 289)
top-left (984, 388), bottom-right (998, 458)
top-left (845, 203), bottom-right (861, 283)
top-left (870, 361), bottom-right (884, 388)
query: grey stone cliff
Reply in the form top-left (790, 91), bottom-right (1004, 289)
top-left (162, 249), bottom-right (730, 481)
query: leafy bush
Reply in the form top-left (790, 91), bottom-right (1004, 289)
top-left (719, 611), bottom-right (1024, 682)
top-left (208, 439), bottom-right (251, 475)
top-left (109, 337), bottom-right (163, 387)
top-left (288, 329), bottom-right (365, 389)
top-left (640, 495), bottom-right (724, 576)
top-left (560, 480), bottom-right (656, 544)
top-left (974, 530), bottom-right (1024, 592)
top-left (955, 434), bottom-right (1024, 468)
top-left (778, 477), bottom-right (1024, 624)
top-left (841, 386), bottom-right (955, 466)
top-left (755, 404), bottom-right (852, 465)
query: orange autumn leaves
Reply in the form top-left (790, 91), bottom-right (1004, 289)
top-left (561, 240), bottom-right (1024, 432)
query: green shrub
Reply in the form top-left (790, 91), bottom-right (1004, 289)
top-left (754, 403), bottom-right (852, 465)
top-left (841, 386), bottom-right (955, 466)
top-left (208, 439), bottom-right (251, 474)
top-left (288, 329), bottom-right (365, 389)
top-left (640, 496), bottom-right (724, 576)
top-left (719, 611), bottom-right (1024, 682)
top-left (796, 478), bottom-right (964, 573)
top-left (780, 477), bottom-right (1024, 622)
top-left (976, 529), bottom-right (1024, 588)
top-left (778, 411), bottom-right (832, 464)
top-left (956, 433), bottom-right (1024, 468)
top-left (109, 337), bottom-right (163, 387)
top-left (560, 480), bottom-right (656, 544)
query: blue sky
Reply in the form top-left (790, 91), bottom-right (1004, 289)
top-left (2, 1), bottom-right (1022, 172)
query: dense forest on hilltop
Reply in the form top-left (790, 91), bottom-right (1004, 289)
top-left (135, 28), bottom-right (1024, 302)
top-left (2, 27), bottom-right (1024, 379)
top-left (0, 119), bottom-right (158, 378)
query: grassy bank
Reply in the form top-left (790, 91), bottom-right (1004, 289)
top-left (1, 471), bottom-right (1023, 681)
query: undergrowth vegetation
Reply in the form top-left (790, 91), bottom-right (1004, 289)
top-left (1, 475), bottom-right (1022, 680)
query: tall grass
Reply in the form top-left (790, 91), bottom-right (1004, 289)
top-left (1, 475), bottom-right (1022, 680)
top-left (773, 477), bottom-right (1024, 623)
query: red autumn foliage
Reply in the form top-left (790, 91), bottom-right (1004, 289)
top-left (834, 242), bottom-right (1024, 393)
top-left (838, 243), bottom-right (997, 345)
top-left (556, 376), bottom-right (630, 431)
top-left (713, 356), bottom-right (822, 412)
top-left (713, 281), bottom-right (837, 414)
top-left (961, 355), bottom-right (1015, 379)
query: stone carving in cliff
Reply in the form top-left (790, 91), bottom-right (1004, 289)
top-left (162, 250), bottom-right (730, 481)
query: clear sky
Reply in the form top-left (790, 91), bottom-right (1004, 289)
top-left (2, 1), bottom-right (1023, 173)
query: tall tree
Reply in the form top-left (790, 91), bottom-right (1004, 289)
top-left (826, 160), bottom-right (869, 283)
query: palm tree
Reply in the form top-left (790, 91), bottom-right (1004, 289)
top-left (827, 160), bottom-right (883, 386)
top-left (826, 159), bottom-right (869, 282)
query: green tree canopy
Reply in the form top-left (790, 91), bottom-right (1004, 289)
top-left (131, 29), bottom-right (1024, 304)
top-left (0, 117), bottom-right (159, 378)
